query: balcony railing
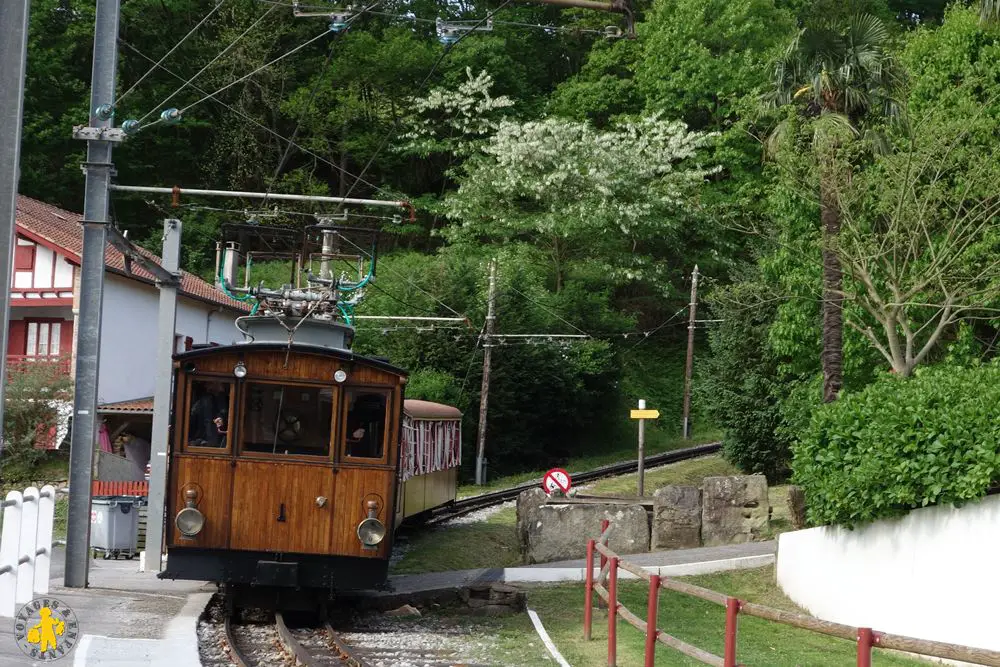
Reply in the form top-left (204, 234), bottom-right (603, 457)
top-left (5, 355), bottom-right (72, 377)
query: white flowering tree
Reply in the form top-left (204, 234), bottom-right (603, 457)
top-left (398, 68), bottom-right (515, 160)
top-left (442, 115), bottom-right (720, 291)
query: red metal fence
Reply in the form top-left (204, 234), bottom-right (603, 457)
top-left (92, 481), bottom-right (148, 497)
top-left (584, 521), bottom-right (1000, 667)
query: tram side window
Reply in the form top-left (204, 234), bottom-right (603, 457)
top-left (345, 390), bottom-right (387, 459)
top-left (242, 383), bottom-right (333, 456)
top-left (187, 380), bottom-right (231, 448)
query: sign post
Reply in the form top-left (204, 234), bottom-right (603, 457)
top-left (543, 468), bottom-right (572, 497)
top-left (630, 400), bottom-right (660, 496)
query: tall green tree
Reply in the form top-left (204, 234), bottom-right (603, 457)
top-left (762, 13), bottom-right (903, 402)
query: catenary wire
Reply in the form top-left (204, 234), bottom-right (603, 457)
top-left (136, 2), bottom-right (281, 124)
top-left (507, 286), bottom-right (592, 337)
top-left (119, 41), bottom-right (392, 196)
top-left (115, 0), bottom-right (228, 106)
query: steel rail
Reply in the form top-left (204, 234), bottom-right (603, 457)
top-left (274, 611), bottom-right (319, 666)
top-left (417, 441), bottom-right (722, 526)
top-left (324, 620), bottom-right (372, 667)
top-left (223, 615), bottom-right (251, 667)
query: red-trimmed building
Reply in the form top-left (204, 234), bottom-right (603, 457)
top-left (10, 195), bottom-right (250, 448)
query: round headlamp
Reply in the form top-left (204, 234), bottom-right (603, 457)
top-left (334, 369), bottom-right (347, 383)
top-left (356, 517), bottom-right (386, 547)
top-left (234, 362), bottom-right (247, 378)
top-left (175, 507), bottom-right (205, 537)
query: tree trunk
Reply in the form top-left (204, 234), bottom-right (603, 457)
top-left (820, 169), bottom-right (843, 403)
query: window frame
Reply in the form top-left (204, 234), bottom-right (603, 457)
top-left (180, 374), bottom-right (237, 455)
top-left (23, 317), bottom-right (64, 358)
top-left (237, 378), bottom-right (337, 462)
top-left (339, 385), bottom-right (393, 465)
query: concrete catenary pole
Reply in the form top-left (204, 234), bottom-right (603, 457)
top-left (681, 265), bottom-right (699, 439)
top-left (475, 259), bottom-right (497, 485)
top-left (144, 219), bottom-right (181, 573)
top-left (64, 0), bottom-right (121, 588)
top-left (0, 0), bottom-right (33, 457)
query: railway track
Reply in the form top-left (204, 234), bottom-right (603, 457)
top-left (417, 440), bottom-right (722, 526)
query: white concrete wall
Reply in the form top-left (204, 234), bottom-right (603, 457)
top-left (777, 494), bottom-right (1000, 656)
top-left (97, 274), bottom-right (242, 404)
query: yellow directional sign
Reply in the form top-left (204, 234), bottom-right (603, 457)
top-left (630, 409), bottom-right (660, 420)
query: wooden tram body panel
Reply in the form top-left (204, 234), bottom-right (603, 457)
top-left (163, 344), bottom-right (406, 592)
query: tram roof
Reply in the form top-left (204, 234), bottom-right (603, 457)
top-left (403, 399), bottom-right (463, 420)
top-left (172, 342), bottom-right (409, 377)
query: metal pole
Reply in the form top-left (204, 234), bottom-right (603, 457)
top-left (145, 219), bottom-right (180, 573)
top-left (637, 399), bottom-right (646, 496)
top-left (475, 259), bottom-right (497, 485)
top-left (681, 265), bottom-right (699, 439)
top-left (107, 184), bottom-right (410, 210)
top-left (0, 0), bottom-right (32, 458)
top-left (64, 0), bottom-right (120, 589)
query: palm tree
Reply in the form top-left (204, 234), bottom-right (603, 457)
top-left (762, 13), bottom-right (903, 403)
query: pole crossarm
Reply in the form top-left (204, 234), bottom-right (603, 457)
top-left (104, 224), bottom-right (181, 286)
top-left (109, 184), bottom-right (416, 220)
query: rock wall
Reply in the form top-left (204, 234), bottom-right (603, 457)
top-left (701, 476), bottom-right (769, 546)
top-left (521, 497), bottom-right (649, 564)
top-left (652, 485), bottom-right (701, 550)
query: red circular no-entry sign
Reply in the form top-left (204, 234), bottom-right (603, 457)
top-left (543, 468), bottom-right (572, 495)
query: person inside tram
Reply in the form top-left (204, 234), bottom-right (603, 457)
top-left (188, 381), bottom-right (229, 447)
top-left (346, 393), bottom-right (385, 458)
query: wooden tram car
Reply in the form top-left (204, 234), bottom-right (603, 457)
top-left (158, 222), bottom-right (463, 606)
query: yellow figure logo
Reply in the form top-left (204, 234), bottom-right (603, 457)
top-left (26, 607), bottom-right (65, 652)
top-left (14, 597), bottom-right (78, 661)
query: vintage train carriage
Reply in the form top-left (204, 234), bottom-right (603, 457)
top-left (396, 399), bottom-right (462, 525)
top-left (161, 317), bottom-right (409, 597)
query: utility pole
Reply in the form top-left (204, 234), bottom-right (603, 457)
top-left (475, 259), bottom-right (497, 485)
top-left (681, 265), bottom-right (699, 439)
top-left (144, 219), bottom-right (181, 574)
top-left (65, 0), bottom-right (122, 588)
top-left (0, 0), bottom-right (33, 456)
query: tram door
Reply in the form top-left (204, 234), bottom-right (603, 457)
top-left (229, 381), bottom-right (337, 554)
top-left (330, 386), bottom-right (396, 559)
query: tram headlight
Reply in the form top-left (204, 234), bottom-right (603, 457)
top-left (356, 518), bottom-right (386, 548)
top-left (234, 362), bottom-right (247, 378)
top-left (175, 507), bottom-right (205, 537)
top-left (334, 369), bottom-right (347, 383)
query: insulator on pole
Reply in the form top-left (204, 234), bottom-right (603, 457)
top-left (121, 119), bottom-right (140, 135)
top-left (603, 25), bottom-right (623, 38)
top-left (160, 108), bottom-right (182, 124)
top-left (436, 17), bottom-right (493, 46)
top-left (95, 104), bottom-right (114, 121)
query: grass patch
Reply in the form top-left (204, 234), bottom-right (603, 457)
top-left (458, 429), bottom-right (722, 499)
top-left (584, 454), bottom-right (738, 496)
top-left (53, 496), bottom-right (68, 541)
top-left (390, 506), bottom-right (520, 575)
top-left (504, 566), bottom-right (924, 667)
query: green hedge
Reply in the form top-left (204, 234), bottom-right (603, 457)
top-left (792, 363), bottom-right (1000, 528)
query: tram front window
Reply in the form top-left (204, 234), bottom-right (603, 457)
top-left (345, 390), bottom-right (387, 459)
top-left (187, 379), bottom-right (231, 448)
top-left (242, 383), bottom-right (333, 456)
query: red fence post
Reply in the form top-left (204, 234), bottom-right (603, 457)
top-left (608, 557), bottom-right (619, 667)
top-left (645, 574), bottom-right (660, 667)
top-left (857, 628), bottom-right (874, 667)
top-left (585, 539), bottom-right (595, 640)
top-left (724, 597), bottom-right (740, 667)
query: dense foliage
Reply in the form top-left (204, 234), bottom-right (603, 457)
top-left (1, 365), bottom-right (74, 482)
top-left (14, 0), bottom-right (1000, 492)
top-left (793, 364), bottom-right (1000, 527)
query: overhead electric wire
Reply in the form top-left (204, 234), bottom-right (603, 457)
top-left (507, 286), bottom-right (592, 337)
top-left (115, 0), bottom-right (228, 107)
top-left (119, 41), bottom-right (391, 196)
top-left (136, 2), bottom-right (282, 125)
top-left (337, 0), bottom-right (517, 206)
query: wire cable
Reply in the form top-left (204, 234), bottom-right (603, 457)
top-left (119, 40), bottom-right (392, 196)
top-left (336, 0), bottom-right (516, 206)
top-left (115, 0), bottom-right (228, 107)
top-left (136, 2), bottom-right (282, 124)
top-left (507, 286), bottom-right (592, 337)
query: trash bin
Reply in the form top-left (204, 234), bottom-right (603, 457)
top-left (91, 496), bottom-right (140, 560)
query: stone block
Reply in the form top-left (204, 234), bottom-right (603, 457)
top-left (701, 475), bottom-right (769, 546)
top-left (651, 485), bottom-right (702, 550)
top-left (524, 503), bottom-right (649, 564)
top-left (516, 488), bottom-right (549, 555)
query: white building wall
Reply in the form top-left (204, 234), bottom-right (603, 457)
top-left (776, 495), bottom-right (1000, 660)
top-left (97, 274), bottom-right (242, 404)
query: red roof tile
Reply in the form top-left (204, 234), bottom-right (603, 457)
top-left (15, 195), bottom-right (249, 312)
top-left (98, 397), bottom-right (154, 414)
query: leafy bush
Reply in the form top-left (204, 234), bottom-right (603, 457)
top-left (1, 362), bottom-right (74, 482)
top-left (792, 363), bottom-right (1000, 528)
top-left (697, 278), bottom-right (794, 481)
